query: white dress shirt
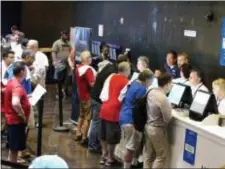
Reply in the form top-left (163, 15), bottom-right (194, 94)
top-left (34, 51), bottom-right (49, 68)
top-left (218, 98), bottom-right (225, 115)
top-left (190, 83), bottom-right (209, 98)
top-left (13, 44), bottom-right (23, 60)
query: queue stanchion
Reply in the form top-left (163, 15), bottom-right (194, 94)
top-left (37, 95), bottom-right (44, 156)
top-left (53, 82), bottom-right (69, 132)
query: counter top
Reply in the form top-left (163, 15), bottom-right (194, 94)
top-left (172, 109), bottom-right (225, 144)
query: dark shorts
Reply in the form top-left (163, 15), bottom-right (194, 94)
top-left (54, 67), bottom-right (67, 83)
top-left (7, 123), bottom-right (26, 151)
top-left (100, 119), bottom-right (121, 145)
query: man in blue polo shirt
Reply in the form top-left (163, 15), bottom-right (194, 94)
top-left (164, 50), bottom-right (180, 79)
top-left (117, 69), bottom-right (154, 169)
top-left (5, 50), bottom-right (34, 95)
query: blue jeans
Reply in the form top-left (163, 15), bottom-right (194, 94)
top-left (88, 99), bottom-right (101, 150)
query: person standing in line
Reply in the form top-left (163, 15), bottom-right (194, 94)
top-left (5, 50), bottom-right (34, 95)
top-left (4, 62), bottom-right (31, 163)
top-left (118, 69), bottom-right (154, 169)
top-left (119, 56), bottom-right (157, 101)
top-left (144, 73), bottom-right (173, 168)
top-left (11, 32), bottom-right (24, 60)
top-left (52, 30), bottom-right (72, 98)
top-left (27, 39), bottom-right (49, 73)
top-left (88, 54), bottom-right (129, 153)
top-left (74, 51), bottom-right (97, 145)
top-left (5, 25), bottom-right (19, 43)
top-left (1, 50), bottom-right (15, 139)
top-left (99, 62), bottom-right (130, 167)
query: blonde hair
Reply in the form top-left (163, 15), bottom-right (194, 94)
top-left (213, 78), bottom-right (225, 96)
top-left (138, 56), bottom-right (149, 68)
top-left (81, 50), bottom-right (91, 61)
top-left (118, 61), bottom-right (130, 73)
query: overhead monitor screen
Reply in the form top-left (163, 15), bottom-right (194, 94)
top-left (106, 43), bottom-right (121, 61)
top-left (91, 41), bottom-right (101, 56)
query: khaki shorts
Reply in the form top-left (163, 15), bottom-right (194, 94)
top-left (122, 124), bottom-right (142, 151)
top-left (79, 100), bottom-right (91, 120)
top-left (114, 124), bottom-right (142, 161)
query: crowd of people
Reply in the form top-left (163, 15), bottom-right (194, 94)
top-left (1, 26), bottom-right (72, 165)
top-left (1, 25), bottom-right (225, 168)
top-left (72, 44), bottom-right (225, 168)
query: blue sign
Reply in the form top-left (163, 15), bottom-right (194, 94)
top-left (220, 17), bottom-right (225, 67)
top-left (183, 129), bottom-right (197, 165)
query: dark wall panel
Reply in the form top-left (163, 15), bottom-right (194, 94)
top-left (1, 1), bottom-right (22, 36)
top-left (20, 1), bottom-right (74, 47)
top-left (72, 1), bottom-right (225, 88)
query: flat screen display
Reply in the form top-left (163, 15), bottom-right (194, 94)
top-left (91, 41), bottom-right (101, 56)
top-left (190, 91), bottom-right (211, 115)
top-left (106, 43), bottom-right (121, 61)
top-left (168, 84), bottom-right (186, 105)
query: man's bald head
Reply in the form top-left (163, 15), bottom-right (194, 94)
top-left (118, 61), bottom-right (131, 77)
top-left (81, 50), bottom-right (92, 65)
top-left (27, 39), bottom-right (39, 53)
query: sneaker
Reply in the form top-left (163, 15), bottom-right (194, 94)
top-left (74, 135), bottom-right (82, 141)
top-left (80, 138), bottom-right (88, 147)
top-left (105, 160), bottom-right (114, 167)
top-left (100, 156), bottom-right (107, 165)
top-left (131, 162), bottom-right (143, 168)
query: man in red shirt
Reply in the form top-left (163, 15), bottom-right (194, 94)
top-left (1, 50), bottom-right (15, 138)
top-left (4, 61), bottom-right (31, 163)
top-left (75, 51), bottom-right (96, 145)
top-left (99, 62), bottom-right (131, 166)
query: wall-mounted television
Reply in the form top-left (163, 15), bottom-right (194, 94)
top-left (91, 41), bottom-right (102, 56)
top-left (106, 43), bottom-right (121, 61)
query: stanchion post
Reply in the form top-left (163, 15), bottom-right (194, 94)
top-left (53, 82), bottom-right (69, 132)
top-left (37, 96), bottom-right (44, 157)
top-left (58, 83), bottom-right (63, 126)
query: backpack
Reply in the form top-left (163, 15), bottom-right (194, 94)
top-left (132, 89), bottom-right (152, 132)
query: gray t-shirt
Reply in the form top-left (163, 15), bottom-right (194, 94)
top-left (52, 39), bottom-right (72, 70)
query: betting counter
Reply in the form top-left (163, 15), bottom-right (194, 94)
top-left (168, 109), bottom-right (225, 168)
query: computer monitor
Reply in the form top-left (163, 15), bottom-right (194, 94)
top-left (168, 83), bottom-right (193, 108)
top-left (91, 41), bottom-right (101, 56)
top-left (106, 43), bottom-right (121, 61)
top-left (189, 90), bottom-right (218, 121)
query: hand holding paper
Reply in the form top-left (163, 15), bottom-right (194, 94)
top-left (29, 84), bottom-right (47, 106)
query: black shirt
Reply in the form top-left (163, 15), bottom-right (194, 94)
top-left (91, 63), bottom-right (118, 103)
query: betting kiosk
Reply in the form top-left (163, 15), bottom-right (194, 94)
top-left (189, 90), bottom-right (218, 121)
top-left (168, 83), bottom-right (192, 108)
top-left (168, 90), bottom-right (225, 168)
